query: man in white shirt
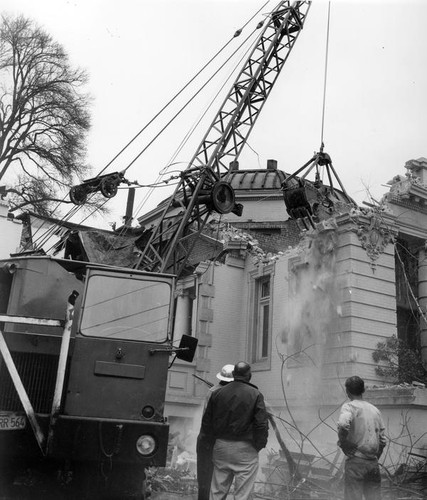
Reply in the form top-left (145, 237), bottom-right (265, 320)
top-left (337, 376), bottom-right (386, 500)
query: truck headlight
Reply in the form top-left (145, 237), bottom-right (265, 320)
top-left (136, 435), bottom-right (156, 456)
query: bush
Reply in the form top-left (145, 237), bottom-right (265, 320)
top-left (372, 335), bottom-right (427, 384)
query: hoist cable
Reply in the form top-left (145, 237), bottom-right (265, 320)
top-left (20, 2), bottom-right (272, 256)
top-left (44, 1), bottom-right (268, 249)
top-left (20, 195), bottom-right (69, 248)
top-left (44, 197), bottom-right (110, 255)
top-left (132, 28), bottom-right (259, 221)
top-left (120, 26), bottom-right (260, 175)
top-left (51, 4), bottom-right (267, 258)
top-left (108, 33), bottom-right (258, 258)
top-left (21, 195), bottom-right (80, 252)
top-left (33, 205), bottom-right (83, 253)
top-left (320, 1), bottom-right (331, 148)
top-left (104, 15), bottom-right (263, 259)
top-left (96, 0), bottom-right (270, 178)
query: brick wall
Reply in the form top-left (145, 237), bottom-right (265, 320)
top-left (231, 219), bottom-right (302, 252)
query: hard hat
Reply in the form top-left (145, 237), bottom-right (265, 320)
top-left (216, 364), bottom-right (234, 382)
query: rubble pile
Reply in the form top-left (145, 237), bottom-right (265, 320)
top-left (146, 466), bottom-right (197, 498)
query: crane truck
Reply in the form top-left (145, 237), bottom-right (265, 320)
top-left (0, 2), bottom-right (311, 498)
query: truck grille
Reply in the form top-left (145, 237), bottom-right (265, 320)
top-left (0, 352), bottom-right (58, 414)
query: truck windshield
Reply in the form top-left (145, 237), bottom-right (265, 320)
top-left (80, 273), bottom-right (171, 342)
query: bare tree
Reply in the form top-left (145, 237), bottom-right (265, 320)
top-left (0, 14), bottom-right (95, 216)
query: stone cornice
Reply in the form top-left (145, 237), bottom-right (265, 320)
top-left (334, 211), bottom-right (398, 232)
top-left (387, 193), bottom-right (427, 215)
top-left (365, 386), bottom-right (427, 408)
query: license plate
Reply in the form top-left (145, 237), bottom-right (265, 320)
top-left (0, 414), bottom-right (26, 430)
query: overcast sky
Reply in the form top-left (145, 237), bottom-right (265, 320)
top-left (2, 0), bottom-right (427, 228)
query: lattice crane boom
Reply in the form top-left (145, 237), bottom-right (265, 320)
top-left (192, 1), bottom-right (311, 178)
top-left (134, 1), bottom-right (311, 277)
top-left (67, 2), bottom-right (311, 276)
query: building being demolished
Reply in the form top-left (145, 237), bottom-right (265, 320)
top-left (3, 157), bottom-right (427, 497)
top-left (135, 156), bottom-right (427, 497)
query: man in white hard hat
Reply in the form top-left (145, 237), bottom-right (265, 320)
top-left (197, 364), bottom-right (234, 500)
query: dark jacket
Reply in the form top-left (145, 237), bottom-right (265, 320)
top-left (201, 378), bottom-right (269, 452)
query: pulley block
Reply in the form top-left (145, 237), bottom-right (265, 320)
top-left (69, 172), bottom-right (129, 205)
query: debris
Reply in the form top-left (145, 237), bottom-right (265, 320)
top-left (146, 466), bottom-right (197, 498)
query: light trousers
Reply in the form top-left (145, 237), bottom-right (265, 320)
top-left (210, 439), bottom-right (259, 500)
top-left (344, 456), bottom-right (381, 500)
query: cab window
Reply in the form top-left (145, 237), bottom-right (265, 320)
top-left (80, 273), bottom-right (171, 342)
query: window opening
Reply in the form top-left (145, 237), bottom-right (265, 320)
top-left (251, 275), bottom-right (271, 363)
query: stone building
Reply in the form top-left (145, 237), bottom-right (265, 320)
top-left (5, 157), bottom-right (427, 482)
top-left (136, 157), bottom-right (427, 478)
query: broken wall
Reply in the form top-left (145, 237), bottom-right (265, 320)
top-left (253, 211), bottom-right (401, 463)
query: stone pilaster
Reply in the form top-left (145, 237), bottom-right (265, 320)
top-left (418, 248), bottom-right (427, 367)
top-left (331, 211), bottom-right (399, 387)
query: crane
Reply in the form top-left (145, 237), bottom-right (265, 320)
top-left (134, 1), bottom-right (311, 277)
top-left (0, 3), bottom-right (313, 497)
top-left (69, 1), bottom-right (311, 277)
